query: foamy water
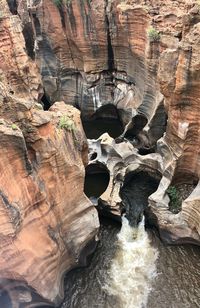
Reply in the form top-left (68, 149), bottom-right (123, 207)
top-left (105, 216), bottom-right (159, 308)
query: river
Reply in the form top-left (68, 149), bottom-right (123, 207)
top-left (61, 217), bottom-right (200, 308)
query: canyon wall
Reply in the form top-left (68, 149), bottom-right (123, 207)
top-left (0, 0), bottom-right (200, 305)
top-left (0, 1), bottom-right (99, 305)
top-left (21, 0), bottom-right (199, 243)
top-left (21, 0), bottom-right (200, 179)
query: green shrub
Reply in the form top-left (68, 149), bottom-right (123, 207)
top-left (147, 27), bottom-right (160, 42)
top-left (58, 115), bottom-right (75, 131)
top-left (11, 124), bottom-right (18, 130)
top-left (167, 186), bottom-right (182, 214)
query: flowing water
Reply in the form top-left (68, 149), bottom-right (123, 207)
top-left (62, 121), bottom-right (200, 308)
top-left (105, 216), bottom-right (158, 308)
top-left (61, 217), bottom-right (200, 308)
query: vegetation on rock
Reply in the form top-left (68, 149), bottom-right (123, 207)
top-left (167, 186), bottom-right (182, 214)
top-left (147, 27), bottom-right (160, 42)
top-left (11, 124), bottom-right (18, 130)
top-left (58, 115), bottom-right (76, 131)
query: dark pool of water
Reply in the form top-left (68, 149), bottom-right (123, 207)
top-left (61, 218), bottom-right (120, 308)
top-left (61, 219), bottom-right (200, 308)
top-left (148, 233), bottom-right (200, 308)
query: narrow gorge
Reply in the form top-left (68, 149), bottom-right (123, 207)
top-left (0, 0), bottom-right (200, 307)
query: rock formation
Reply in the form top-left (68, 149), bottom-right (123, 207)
top-left (0, 90), bottom-right (99, 305)
top-left (0, 2), bottom-right (99, 305)
top-left (0, 0), bottom-right (200, 305)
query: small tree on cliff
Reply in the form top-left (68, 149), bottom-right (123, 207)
top-left (147, 27), bottom-right (160, 42)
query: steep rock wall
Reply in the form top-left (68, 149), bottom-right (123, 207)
top-left (0, 2), bottom-right (99, 305)
top-left (21, 0), bottom-right (200, 242)
top-left (0, 90), bottom-right (99, 305)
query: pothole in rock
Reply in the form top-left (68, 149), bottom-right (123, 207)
top-left (84, 164), bottom-right (110, 204)
top-left (89, 152), bottom-right (98, 161)
top-left (120, 171), bottom-right (160, 227)
top-left (166, 173), bottom-right (198, 214)
top-left (138, 147), bottom-right (155, 155)
top-left (82, 104), bottom-right (123, 139)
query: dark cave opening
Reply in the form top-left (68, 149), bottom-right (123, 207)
top-left (82, 104), bottom-right (123, 139)
top-left (41, 93), bottom-right (51, 111)
top-left (84, 164), bottom-right (110, 201)
top-left (120, 171), bottom-right (160, 227)
top-left (106, 14), bottom-right (115, 72)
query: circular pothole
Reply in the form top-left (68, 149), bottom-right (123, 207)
top-left (84, 164), bottom-right (110, 201)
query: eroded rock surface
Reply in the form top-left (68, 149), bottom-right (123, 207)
top-left (0, 95), bottom-right (99, 305)
top-left (0, 2), bottom-right (200, 306)
top-left (0, 3), bottom-right (100, 305)
top-left (0, 91), bottom-right (99, 305)
top-left (20, 0), bottom-right (200, 183)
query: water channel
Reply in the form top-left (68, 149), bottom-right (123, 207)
top-left (61, 163), bottom-right (200, 308)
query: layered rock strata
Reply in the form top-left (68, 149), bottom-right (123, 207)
top-left (0, 4), bottom-right (199, 306)
top-left (19, 0), bottom-right (200, 180)
top-left (0, 2), bottom-right (100, 305)
top-left (0, 90), bottom-right (99, 305)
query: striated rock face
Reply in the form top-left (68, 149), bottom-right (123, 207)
top-left (0, 2), bottom-right (42, 101)
top-left (20, 0), bottom-right (199, 180)
top-left (0, 91), bottom-right (99, 305)
top-left (0, 2), bottom-right (99, 305)
top-left (0, 4), bottom-right (200, 307)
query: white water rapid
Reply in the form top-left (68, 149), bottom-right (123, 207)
top-left (105, 216), bottom-right (159, 308)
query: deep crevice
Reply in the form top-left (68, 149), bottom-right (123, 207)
top-left (22, 23), bottom-right (35, 60)
top-left (32, 14), bottom-right (42, 37)
top-left (41, 93), bottom-right (51, 111)
top-left (58, 6), bottom-right (66, 29)
top-left (105, 2), bottom-right (115, 72)
top-left (6, 0), bottom-right (18, 15)
top-left (138, 147), bottom-right (155, 155)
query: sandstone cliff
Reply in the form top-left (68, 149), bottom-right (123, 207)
top-left (20, 0), bottom-right (199, 244)
top-left (0, 2), bottom-right (99, 304)
top-left (0, 0), bottom-right (200, 304)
